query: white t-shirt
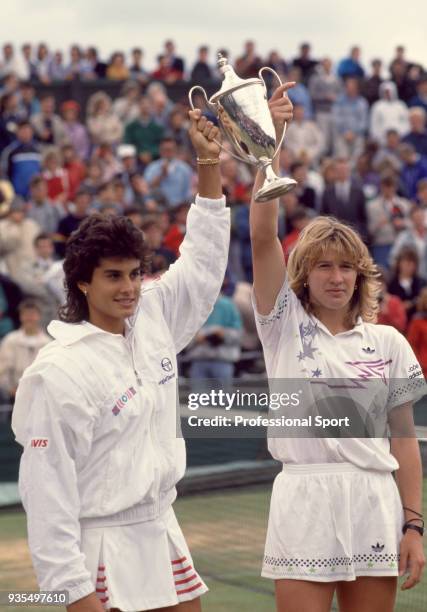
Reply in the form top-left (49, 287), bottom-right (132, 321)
top-left (252, 275), bottom-right (425, 471)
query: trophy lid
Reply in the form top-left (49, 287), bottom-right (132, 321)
top-left (210, 53), bottom-right (262, 103)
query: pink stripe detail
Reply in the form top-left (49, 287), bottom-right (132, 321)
top-left (96, 588), bottom-right (107, 593)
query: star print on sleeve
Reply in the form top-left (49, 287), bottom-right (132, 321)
top-left (312, 368), bottom-right (322, 377)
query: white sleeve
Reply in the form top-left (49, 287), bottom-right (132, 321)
top-left (151, 195), bottom-right (230, 353)
top-left (13, 368), bottom-right (97, 604)
top-left (251, 274), bottom-right (300, 352)
top-left (387, 328), bottom-right (426, 410)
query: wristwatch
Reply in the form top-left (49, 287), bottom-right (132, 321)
top-left (402, 523), bottom-right (424, 536)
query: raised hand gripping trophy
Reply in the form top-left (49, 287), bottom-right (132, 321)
top-left (189, 54), bottom-right (296, 202)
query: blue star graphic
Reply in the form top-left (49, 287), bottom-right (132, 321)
top-left (302, 342), bottom-right (318, 360)
top-left (312, 368), bottom-right (322, 377)
top-left (297, 351), bottom-right (305, 361)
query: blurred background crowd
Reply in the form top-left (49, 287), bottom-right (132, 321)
top-left (1, 38), bottom-right (427, 408)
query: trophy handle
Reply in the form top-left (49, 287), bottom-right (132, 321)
top-left (258, 67), bottom-right (287, 159)
top-left (188, 86), bottom-right (249, 164)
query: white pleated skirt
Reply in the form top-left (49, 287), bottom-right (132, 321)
top-left (262, 463), bottom-right (404, 582)
top-left (81, 506), bottom-right (208, 611)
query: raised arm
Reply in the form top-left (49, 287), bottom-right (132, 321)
top-left (251, 83), bottom-right (294, 315)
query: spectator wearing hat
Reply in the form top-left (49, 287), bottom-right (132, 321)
top-left (26, 175), bottom-right (64, 234)
top-left (402, 107), bottom-right (427, 157)
top-left (113, 81), bottom-right (141, 124)
top-left (369, 81), bottom-right (409, 145)
top-left (0, 120), bottom-right (41, 198)
top-left (143, 138), bottom-right (193, 208)
top-left (0, 196), bottom-right (40, 282)
top-left (61, 100), bottom-right (90, 160)
top-left (31, 94), bottom-right (69, 149)
top-left (117, 144), bottom-right (148, 207)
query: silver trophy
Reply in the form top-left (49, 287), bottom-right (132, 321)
top-left (189, 54), bottom-right (296, 202)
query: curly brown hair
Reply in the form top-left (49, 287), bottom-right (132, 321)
top-left (59, 214), bottom-right (150, 323)
top-left (287, 216), bottom-right (381, 326)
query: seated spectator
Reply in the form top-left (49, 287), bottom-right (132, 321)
top-left (61, 100), bottom-right (90, 161)
top-left (113, 80), bottom-right (141, 124)
top-left (18, 82), bottom-right (40, 118)
top-left (91, 181), bottom-right (119, 213)
top-left (408, 73), bottom-right (427, 113)
top-left (287, 66), bottom-right (313, 119)
top-left (91, 142), bottom-right (121, 182)
top-left (85, 47), bottom-right (107, 79)
top-left (235, 40), bottom-right (263, 79)
top-left (49, 50), bottom-right (67, 81)
top-left (285, 104), bottom-right (324, 167)
top-left (233, 201), bottom-right (253, 283)
top-left (220, 157), bottom-right (250, 206)
top-left (163, 202), bottom-right (190, 258)
top-left (0, 92), bottom-right (26, 147)
top-left (26, 175), bottom-right (64, 234)
top-left (81, 159), bottom-right (104, 196)
top-left (31, 94), bottom-right (69, 148)
top-left (191, 46), bottom-right (213, 83)
top-left (163, 39), bottom-right (185, 81)
top-left (0, 120), bottom-right (41, 198)
top-left (292, 42), bottom-right (318, 85)
top-left (86, 91), bottom-right (123, 146)
top-left (0, 272), bottom-right (22, 339)
top-left (320, 157), bottom-right (367, 239)
top-left (388, 246), bottom-right (425, 322)
top-left (337, 46), bottom-right (365, 79)
top-left (65, 44), bottom-right (94, 80)
top-left (145, 82), bottom-right (174, 128)
top-left (41, 147), bottom-right (69, 204)
top-left (143, 138), bottom-right (193, 208)
top-left (390, 58), bottom-right (416, 104)
top-left (402, 106), bottom-right (427, 157)
top-left (265, 50), bottom-right (288, 89)
top-left (56, 188), bottom-right (90, 252)
top-left (123, 96), bottom-right (164, 165)
top-left (15, 233), bottom-right (59, 326)
top-left (369, 81), bottom-right (409, 145)
top-left (376, 268), bottom-right (407, 333)
top-left (166, 107), bottom-right (191, 151)
top-left (367, 174), bottom-right (409, 266)
top-left (398, 143), bottom-right (427, 199)
top-left (34, 43), bottom-right (51, 84)
top-left (354, 152), bottom-right (380, 200)
top-left (289, 162), bottom-right (317, 209)
top-left (308, 57), bottom-right (341, 155)
top-left (21, 43), bottom-right (37, 81)
top-left (0, 196), bottom-right (40, 282)
top-left (407, 287), bottom-right (427, 377)
top-left (61, 144), bottom-right (85, 200)
top-left (0, 299), bottom-right (50, 402)
top-left (129, 47), bottom-right (149, 84)
top-left (140, 216), bottom-right (175, 274)
top-left (362, 59), bottom-right (383, 106)
top-left (106, 51), bottom-right (129, 80)
top-left (389, 205), bottom-right (427, 280)
top-left (0, 42), bottom-right (29, 81)
top-left (373, 129), bottom-right (402, 172)
top-left (332, 77), bottom-right (369, 162)
top-left (282, 206), bottom-right (313, 262)
top-left (187, 284), bottom-right (242, 381)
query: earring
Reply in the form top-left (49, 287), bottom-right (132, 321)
top-left (83, 289), bottom-right (87, 296)
top-left (303, 282), bottom-right (308, 288)
top-left (354, 284), bottom-right (358, 290)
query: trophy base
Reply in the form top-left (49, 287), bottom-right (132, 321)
top-left (255, 177), bottom-right (297, 202)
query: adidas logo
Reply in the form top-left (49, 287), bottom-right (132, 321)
top-left (362, 346), bottom-right (375, 354)
top-left (371, 542), bottom-right (384, 552)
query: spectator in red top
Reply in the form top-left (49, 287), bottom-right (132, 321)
top-left (163, 202), bottom-right (189, 258)
top-left (41, 147), bottom-right (68, 205)
top-left (235, 40), bottom-right (263, 79)
top-left (281, 206), bottom-right (313, 263)
top-left (407, 287), bottom-right (427, 376)
top-left (376, 268), bottom-right (407, 333)
top-left (61, 144), bottom-right (85, 201)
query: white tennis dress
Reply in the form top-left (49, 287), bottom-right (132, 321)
top-left (252, 275), bottom-right (425, 581)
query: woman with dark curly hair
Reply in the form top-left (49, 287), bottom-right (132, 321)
top-left (250, 87), bottom-right (425, 612)
top-left (12, 110), bottom-right (230, 612)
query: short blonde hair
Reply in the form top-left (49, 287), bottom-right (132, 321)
top-left (287, 216), bottom-right (380, 325)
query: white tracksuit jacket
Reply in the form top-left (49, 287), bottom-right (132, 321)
top-left (12, 195), bottom-right (230, 604)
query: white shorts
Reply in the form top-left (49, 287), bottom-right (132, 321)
top-left (262, 463), bottom-right (404, 582)
top-left (81, 506), bottom-right (208, 611)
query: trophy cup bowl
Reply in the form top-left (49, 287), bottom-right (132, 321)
top-left (189, 54), bottom-right (296, 202)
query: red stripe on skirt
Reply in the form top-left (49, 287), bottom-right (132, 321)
top-left (172, 556), bottom-right (187, 565)
top-left (175, 573), bottom-right (197, 586)
top-left (173, 565), bottom-right (192, 576)
top-left (176, 582), bottom-right (203, 595)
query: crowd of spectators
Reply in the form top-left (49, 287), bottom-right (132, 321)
top-left (1, 38), bottom-right (427, 403)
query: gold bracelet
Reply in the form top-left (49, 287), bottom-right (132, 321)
top-left (197, 157), bottom-right (220, 166)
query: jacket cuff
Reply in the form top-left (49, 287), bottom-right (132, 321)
top-left (195, 194), bottom-right (226, 210)
top-left (67, 581), bottom-right (95, 605)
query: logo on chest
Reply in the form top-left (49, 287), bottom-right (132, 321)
top-left (112, 386), bottom-right (137, 416)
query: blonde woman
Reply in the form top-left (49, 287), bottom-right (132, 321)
top-left (250, 86), bottom-right (425, 612)
top-left (86, 92), bottom-right (123, 147)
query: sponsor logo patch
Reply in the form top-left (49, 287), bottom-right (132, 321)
top-left (31, 438), bottom-right (49, 448)
top-left (112, 386), bottom-right (137, 416)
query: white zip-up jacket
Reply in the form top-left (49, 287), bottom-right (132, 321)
top-left (12, 195), bottom-right (230, 604)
